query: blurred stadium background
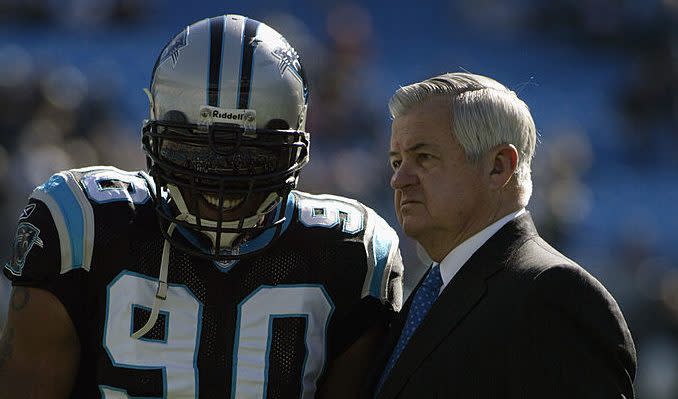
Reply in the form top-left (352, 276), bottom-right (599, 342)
top-left (0, 0), bottom-right (676, 396)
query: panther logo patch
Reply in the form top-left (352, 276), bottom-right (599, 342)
top-left (6, 222), bottom-right (44, 276)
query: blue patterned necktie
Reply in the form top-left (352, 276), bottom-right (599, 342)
top-left (375, 264), bottom-right (443, 395)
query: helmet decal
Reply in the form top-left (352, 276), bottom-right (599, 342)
top-left (160, 27), bottom-right (188, 68)
top-left (272, 44), bottom-right (303, 83)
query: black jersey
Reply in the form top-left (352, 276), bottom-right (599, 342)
top-left (4, 166), bottom-right (403, 398)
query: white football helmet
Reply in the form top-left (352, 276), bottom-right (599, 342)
top-left (142, 14), bottom-right (310, 260)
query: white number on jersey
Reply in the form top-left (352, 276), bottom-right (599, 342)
top-left (232, 285), bottom-right (334, 398)
top-left (80, 167), bottom-right (151, 205)
top-left (102, 274), bottom-right (333, 398)
top-left (297, 194), bottom-right (364, 234)
top-left (103, 272), bottom-right (203, 398)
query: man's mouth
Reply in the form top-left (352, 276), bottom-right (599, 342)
top-left (201, 194), bottom-right (245, 211)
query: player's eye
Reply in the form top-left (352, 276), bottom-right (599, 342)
top-left (390, 159), bottom-right (401, 170)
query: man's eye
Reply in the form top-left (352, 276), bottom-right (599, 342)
top-left (390, 160), bottom-right (401, 170)
top-left (417, 154), bottom-right (433, 162)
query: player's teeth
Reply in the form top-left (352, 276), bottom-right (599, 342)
top-left (202, 195), bottom-right (244, 210)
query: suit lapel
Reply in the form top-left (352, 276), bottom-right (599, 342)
top-left (377, 261), bottom-right (487, 399)
top-left (377, 213), bottom-right (539, 399)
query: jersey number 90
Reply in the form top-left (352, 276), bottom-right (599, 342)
top-left (101, 196), bottom-right (364, 398)
top-left (102, 273), bottom-right (334, 399)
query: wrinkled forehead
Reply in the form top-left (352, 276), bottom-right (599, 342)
top-left (390, 108), bottom-right (453, 152)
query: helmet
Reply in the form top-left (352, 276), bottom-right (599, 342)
top-left (142, 15), bottom-right (310, 261)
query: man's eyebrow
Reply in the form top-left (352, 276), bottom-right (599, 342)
top-left (388, 143), bottom-right (434, 158)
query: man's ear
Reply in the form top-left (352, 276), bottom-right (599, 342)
top-left (488, 144), bottom-right (519, 189)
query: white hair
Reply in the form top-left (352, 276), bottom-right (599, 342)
top-left (389, 72), bottom-right (537, 205)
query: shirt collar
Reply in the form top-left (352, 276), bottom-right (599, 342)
top-left (437, 208), bottom-right (526, 292)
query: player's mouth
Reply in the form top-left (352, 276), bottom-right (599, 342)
top-left (201, 194), bottom-right (245, 211)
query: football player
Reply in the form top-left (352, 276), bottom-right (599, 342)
top-left (0, 15), bottom-right (402, 398)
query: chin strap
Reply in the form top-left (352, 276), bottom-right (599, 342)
top-left (131, 223), bottom-right (174, 340)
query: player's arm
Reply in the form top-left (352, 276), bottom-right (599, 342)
top-left (0, 286), bottom-right (80, 399)
top-left (318, 211), bottom-right (404, 397)
top-left (316, 322), bottom-right (387, 399)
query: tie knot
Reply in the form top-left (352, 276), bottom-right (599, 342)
top-left (422, 264), bottom-right (443, 291)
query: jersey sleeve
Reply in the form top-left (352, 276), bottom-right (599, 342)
top-left (326, 205), bottom-right (404, 359)
top-left (4, 199), bottom-right (62, 282)
top-left (3, 171), bottom-right (93, 331)
top-left (360, 207), bottom-right (403, 313)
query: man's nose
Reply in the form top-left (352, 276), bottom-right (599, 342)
top-left (390, 163), bottom-right (418, 190)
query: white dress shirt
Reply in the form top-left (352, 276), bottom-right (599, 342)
top-left (436, 208), bottom-right (526, 295)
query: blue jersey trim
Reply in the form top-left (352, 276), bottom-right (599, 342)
top-left (239, 193), bottom-right (295, 254)
top-left (35, 174), bottom-right (84, 269)
top-left (171, 192), bottom-right (295, 262)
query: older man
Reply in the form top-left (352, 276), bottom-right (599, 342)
top-left (367, 72), bottom-right (636, 398)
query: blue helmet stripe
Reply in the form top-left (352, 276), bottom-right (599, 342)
top-left (237, 17), bottom-right (260, 109)
top-left (207, 16), bottom-right (226, 107)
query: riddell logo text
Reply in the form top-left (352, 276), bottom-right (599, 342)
top-left (212, 111), bottom-right (244, 120)
top-left (200, 107), bottom-right (255, 124)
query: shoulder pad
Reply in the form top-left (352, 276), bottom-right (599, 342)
top-left (290, 191), bottom-right (403, 307)
top-left (30, 170), bottom-right (95, 273)
top-left (29, 167), bottom-right (152, 274)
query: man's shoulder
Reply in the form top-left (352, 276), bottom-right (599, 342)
top-left (489, 231), bottom-right (597, 299)
top-left (506, 233), bottom-right (580, 274)
top-left (505, 235), bottom-right (619, 311)
top-left (519, 245), bottom-right (636, 367)
top-left (493, 233), bottom-right (633, 338)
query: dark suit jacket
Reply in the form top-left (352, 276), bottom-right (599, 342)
top-left (365, 213), bottom-right (637, 399)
